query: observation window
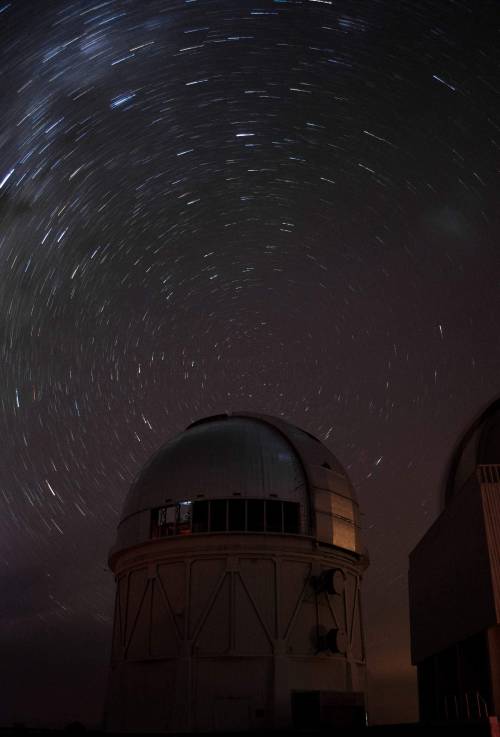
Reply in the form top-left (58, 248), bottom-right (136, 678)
top-left (210, 499), bottom-right (227, 532)
top-left (192, 500), bottom-right (209, 533)
top-left (266, 499), bottom-right (282, 533)
top-left (228, 499), bottom-right (246, 531)
top-left (151, 502), bottom-right (190, 538)
top-left (151, 498), bottom-right (301, 538)
top-left (247, 499), bottom-right (265, 531)
top-left (284, 501), bottom-right (300, 533)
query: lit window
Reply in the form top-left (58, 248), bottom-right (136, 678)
top-left (151, 505), bottom-right (177, 538)
top-left (177, 501), bottom-right (192, 535)
top-left (151, 499), bottom-right (301, 538)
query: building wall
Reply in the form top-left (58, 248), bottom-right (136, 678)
top-left (409, 474), bottom-right (497, 664)
top-left (105, 534), bottom-right (367, 733)
top-left (481, 480), bottom-right (500, 620)
top-left (410, 471), bottom-right (500, 722)
top-left (488, 625), bottom-right (500, 718)
top-left (416, 630), bottom-right (494, 722)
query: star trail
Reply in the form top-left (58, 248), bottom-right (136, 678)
top-left (0, 0), bottom-right (499, 727)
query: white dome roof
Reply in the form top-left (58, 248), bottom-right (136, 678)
top-left (111, 412), bottom-right (359, 557)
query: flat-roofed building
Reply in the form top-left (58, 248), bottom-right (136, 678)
top-left (409, 399), bottom-right (500, 724)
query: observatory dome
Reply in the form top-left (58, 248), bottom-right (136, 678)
top-left (106, 412), bottom-right (368, 734)
top-left (112, 412), bottom-right (360, 558)
top-left (445, 397), bottom-right (500, 504)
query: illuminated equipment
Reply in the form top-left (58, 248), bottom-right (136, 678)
top-left (105, 413), bottom-right (369, 732)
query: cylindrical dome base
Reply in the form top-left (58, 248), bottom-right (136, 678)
top-left (105, 534), bottom-right (367, 733)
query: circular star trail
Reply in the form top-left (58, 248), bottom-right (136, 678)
top-left (1, 0), bottom-right (499, 727)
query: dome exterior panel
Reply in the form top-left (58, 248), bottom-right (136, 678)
top-left (308, 465), bottom-right (353, 497)
top-left (122, 417), bottom-right (308, 520)
top-left (446, 398), bottom-right (500, 504)
top-left (112, 412), bottom-right (362, 558)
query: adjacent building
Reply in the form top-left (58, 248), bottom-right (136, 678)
top-left (105, 412), bottom-right (369, 732)
top-left (409, 399), bottom-right (500, 724)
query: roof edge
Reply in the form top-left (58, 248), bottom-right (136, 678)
top-left (443, 395), bottom-right (500, 507)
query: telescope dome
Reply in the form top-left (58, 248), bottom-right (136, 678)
top-left (112, 412), bottom-right (360, 557)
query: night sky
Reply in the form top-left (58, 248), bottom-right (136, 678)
top-left (1, 0), bottom-right (499, 728)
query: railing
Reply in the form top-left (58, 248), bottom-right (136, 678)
top-left (477, 464), bottom-right (500, 485)
top-left (443, 690), bottom-right (489, 721)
